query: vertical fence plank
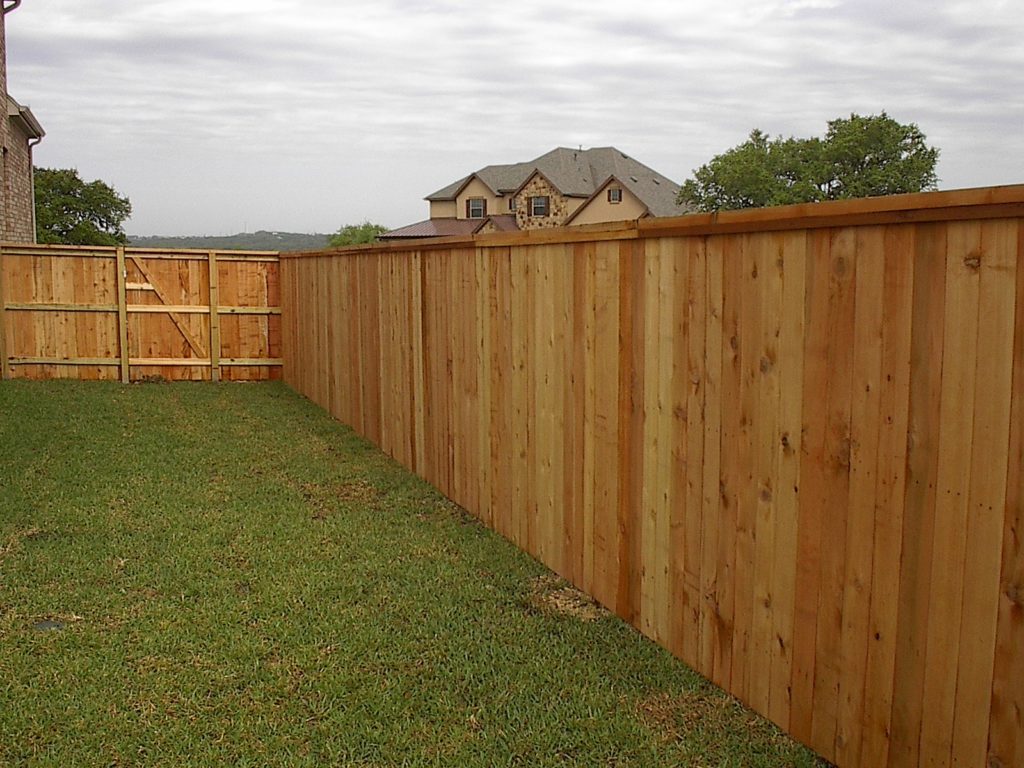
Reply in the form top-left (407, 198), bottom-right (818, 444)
top-left (580, 242), bottom-right (598, 597)
top-left (918, 222), bottom-right (984, 765)
top-left (640, 237), bottom-right (663, 641)
top-left (769, 230), bottom-right (807, 730)
top-left (566, 244), bottom-right (588, 586)
top-left (115, 246), bottom-right (129, 383)
top-left (698, 236), bottom-right (724, 681)
top-left (790, 229), bottom-right (832, 746)
top-left (919, 222), bottom-right (983, 768)
top-left (950, 220), bottom-right (1018, 767)
top-left (0, 246), bottom-right (9, 380)
top-left (888, 223), bottom-right (947, 768)
top-left (654, 238), bottom-right (676, 651)
top-left (714, 234), bottom-right (744, 693)
top-left (859, 225), bottom-right (914, 767)
top-left (733, 232), bottom-right (763, 706)
top-left (751, 231), bottom-right (783, 716)
top-left (681, 237), bottom-right (707, 664)
top-left (836, 226), bottom-right (886, 766)
top-left (509, 246), bottom-right (530, 552)
top-left (617, 238), bottom-right (644, 624)
top-left (591, 242), bottom-right (619, 607)
top-left (987, 220), bottom-right (1024, 768)
top-left (208, 250), bottom-right (221, 382)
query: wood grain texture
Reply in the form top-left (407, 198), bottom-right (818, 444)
top-left (0, 244), bottom-right (280, 381)
top-left (987, 220), bottom-right (1024, 768)
top-left (279, 199), bottom-right (1024, 768)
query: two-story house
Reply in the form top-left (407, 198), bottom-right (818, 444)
top-left (381, 147), bottom-right (686, 240)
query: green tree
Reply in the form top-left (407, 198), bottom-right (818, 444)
top-left (329, 221), bottom-right (388, 247)
top-left (678, 112), bottom-right (939, 212)
top-left (34, 167), bottom-right (132, 245)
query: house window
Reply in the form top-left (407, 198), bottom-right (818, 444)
top-left (508, 197), bottom-right (516, 212)
top-left (467, 198), bottom-right (486, 219)
top-left (529, 196), bottom-right (549, 217)
top-left (608, 188), bottom-right (622, 204)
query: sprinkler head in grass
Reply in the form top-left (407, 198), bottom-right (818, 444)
top-left (33, 620), bottom-right (64, 631)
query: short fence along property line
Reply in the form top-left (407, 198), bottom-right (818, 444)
top-left (280, 185), bottom-right (1024, 768)
top-left (0, 243), bottom-right (282, 381)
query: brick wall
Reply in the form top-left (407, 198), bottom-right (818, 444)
top-left (5, 116), bottom-right (34, 241)
top-left (0, 9), bottom-right (10, 241)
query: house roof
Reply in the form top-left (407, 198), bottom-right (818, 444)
top-left (380, 213), bottom-right (522, 241)
top-left (7, 95), bottom-right (43, 140)
top-left (482, 214), bottom-right (519, 232)
top-left (379, 218), bottom-right (484, 240)
top-left (426, 146), bottom-right (687, 217)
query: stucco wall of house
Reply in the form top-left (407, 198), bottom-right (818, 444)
top-left (513, 174), bottom-right (577, 230)
top-left (568, 184), bottom-right (648, 227)
top-left (454, 177), bottom-right (506, 221)
top-left (429, 200), bottom-right (457, 219)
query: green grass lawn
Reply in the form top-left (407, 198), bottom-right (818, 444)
top-left (0, 381), bottom-right (826, 767)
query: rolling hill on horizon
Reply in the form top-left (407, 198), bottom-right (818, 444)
top-left (128, 231), bottom-right (331, 252)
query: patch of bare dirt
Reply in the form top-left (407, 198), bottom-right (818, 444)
top-left (528, 574), bottom-right (609, 622)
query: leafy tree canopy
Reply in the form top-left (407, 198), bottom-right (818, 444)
top-left (34, 167), bottom-right (132, 245)
top-left (329, 221), bottom-right (388, 247)
top-left (678, 112), bottom-right (940, 212)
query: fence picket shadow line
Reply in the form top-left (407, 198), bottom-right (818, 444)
top-left (280, 185), bottom-right (1024, 768)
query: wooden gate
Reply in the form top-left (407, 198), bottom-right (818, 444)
top-left (0, 244), bottom-right (281, 381)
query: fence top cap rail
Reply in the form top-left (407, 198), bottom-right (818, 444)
top-left (640, 181), bottom-right (1024, 231)
top-left (0, 242), bottom-right (280, 258)
top-left (279, 182), bottom-right (1024, 258)
top-left (126, 246), bottom-right (280, 257)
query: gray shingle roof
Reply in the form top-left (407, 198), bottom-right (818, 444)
top-left (426, 147), bottom-right (687, 218)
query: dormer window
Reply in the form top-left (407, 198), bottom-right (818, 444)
top-left (608, 188), bottom-right (622, 204)
top-left (467, 198), bottom-right (486, 219)
top-left (529, 196), bottom-right (549, 217)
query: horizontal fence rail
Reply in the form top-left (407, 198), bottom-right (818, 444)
top-left (0, 243), bottom-right (282, 381)
top-left (280, 185), bottom-right (1024, 768)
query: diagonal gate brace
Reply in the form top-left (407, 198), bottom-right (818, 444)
top-left (128, 256), bottom-right (208, 359)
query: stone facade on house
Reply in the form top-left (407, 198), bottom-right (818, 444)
top-left (514, 174), bottom-right (572, 230)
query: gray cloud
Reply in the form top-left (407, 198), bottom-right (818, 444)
top-left (7, 0), bottom-right (1023, 235)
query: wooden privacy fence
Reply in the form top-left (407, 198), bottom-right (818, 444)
top-left (0, 243), bottom-right (282, 381)
top-left (281, 185), bottom-right (1024, 768)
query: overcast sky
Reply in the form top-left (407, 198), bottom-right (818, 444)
top-left (8, 0), bottom-right (1024, 236)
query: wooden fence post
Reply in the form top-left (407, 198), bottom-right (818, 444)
top-left (0, 245), bottom-right (9, 380)
top-left (209, 250), bottom-right (221, 382)
top-left (116, 246), bottom-right (130, 383)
